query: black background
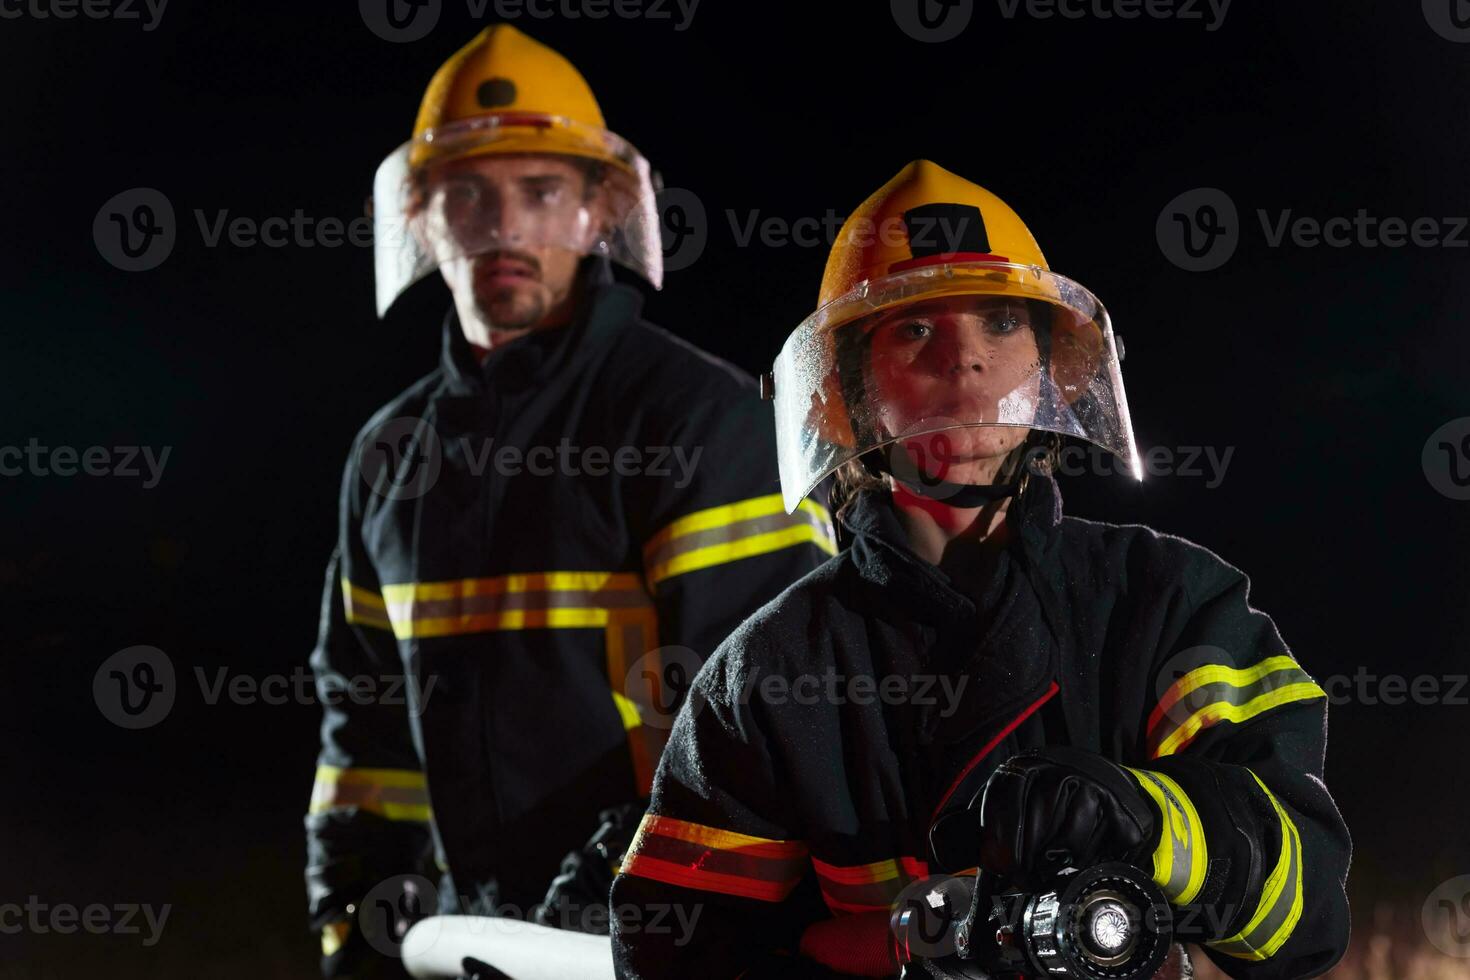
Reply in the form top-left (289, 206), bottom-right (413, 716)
top-left (3, 1), bottom-right (1468, 976)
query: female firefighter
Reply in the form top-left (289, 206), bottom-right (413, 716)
top-left (607, 161), bottom-right (1351, 979)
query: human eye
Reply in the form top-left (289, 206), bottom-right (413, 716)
top-left (894, 318), bottom-right (933, 341)
top-left (443, 179), bottom-right (480, 205)
top-left (524, 180), bottom-right (566, 207)
top-left (984, 309), bottom-right (1027, 336)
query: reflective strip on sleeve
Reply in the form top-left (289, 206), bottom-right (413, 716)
top-left (620, 814), bottom-right (809, 903)
top-left (811, 856), bottom-right (930, 914)
top-left (1209, 771), bottom-right (1305, 961)
top-left (342, 579), bottom-right (394, 632)
top-left (642, 495), bottom-right (837, 587)
top-left (377, 572), bottom-right (652, 640)
top-left (1148, 655), bottom-right (1326, 759)
top-left (1124, 767), bottom-right (1208, 905)
top-left (309, 765), bottom-right (432, 823)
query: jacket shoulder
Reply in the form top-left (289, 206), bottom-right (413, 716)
top-left (1057, 515), bottom-right (1250, 607)
top-left (348, 369), bottom-right (447, 453)
top-left (612, 320), bottom-right (758, 405)
top-left (698, 553), bottom-right (856, 697)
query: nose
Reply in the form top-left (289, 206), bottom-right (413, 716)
top-left (934, 321), bottom-right (990, 376)
top-left (483, 195), bottom-right (518, 242)
top-left (465, 186), bottom-right (524, 244)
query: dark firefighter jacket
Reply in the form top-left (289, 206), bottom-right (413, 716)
top-left (304, 270), bottom-right (836, 936)
top-left (611, 474), bottom-right (1351, 980)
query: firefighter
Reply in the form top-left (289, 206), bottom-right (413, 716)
top-left (610, 161), bottom-right (1351, 979)
top-left (304, 25), bottom-right (836, 978)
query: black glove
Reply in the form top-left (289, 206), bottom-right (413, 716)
top-left (533, 800), bottom-right (646, 934)
top-left (973, 746), bottom-right (1156, 892)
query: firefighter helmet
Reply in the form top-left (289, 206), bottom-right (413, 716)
top-left (771, 160), bottom-right (1141, 512)
top-left (372, 25), bottom-right (663, 316)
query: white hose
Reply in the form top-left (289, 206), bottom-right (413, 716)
top-left (401, 916), bottom-right (616, 980)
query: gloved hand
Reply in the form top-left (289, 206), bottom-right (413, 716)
top-left (974, 746), bottom-right (1156, 892)
top-left (532, 800), bottom-right (646, 934)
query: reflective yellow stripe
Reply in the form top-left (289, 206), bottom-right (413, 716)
top-left (635, 815), bottom-right (801, 855)
top-left (1125, 767), bottom-right (1208, 905)
top-left (342, 579), bottom-right (393, 632)
top-left (601, 606), bottom-right (664, 794)
top-left (1211, 771), bottom-right (1305, 960)
top-left (623, 814), bottom-right (809, 902)
top-left (610, 690), bottom-right (642, 730)
top-left (321, 920), bottom-right (351, 957)
top-left (377, 572), bottom-right (650, 640)
top-left (370, 572), bottom-right (663, 796)
top-left (384, 571), bottom-right (636, 600)
top-left (1155, 683), bottom-right (1326, 759)
top-left (811, 856), bottom-right (930, 914)
top-left (1150, 655), bottom-right (1326, 759)
top-left (1159, 655), bottom-right (1302, 705)
top-left (643, 495), bottom-right (837, 586)
top-left (648, 524), bottom-right (833, 584)
top-left (646, 494), bottom-right (798, 542)
top-left (310, 765), bottom-right (432, 823)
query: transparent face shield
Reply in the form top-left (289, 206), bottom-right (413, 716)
top-left (772, 262), bottom-right (1141, 512)
top-left (372, 113), bottom-right (663, 317)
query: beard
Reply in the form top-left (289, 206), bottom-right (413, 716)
top-left (475, 282), bottom-right (549, 332)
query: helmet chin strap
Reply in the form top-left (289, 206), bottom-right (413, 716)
top-left (867, 431), bottom-right (1051, 508)
top-left (893, 474), bottom-right (1023, 507)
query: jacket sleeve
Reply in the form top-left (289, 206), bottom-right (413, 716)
top-left (1122, 542), bottom-right (1350, 980)
top-left (609, 632), bottom-right (842, 979)
top-left (304, 454), bottom-right (434, 969)
top-left (637, 383), bottom-right (836, 663)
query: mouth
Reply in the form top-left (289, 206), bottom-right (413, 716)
top-left (476, 253), bottom-right (541, 288)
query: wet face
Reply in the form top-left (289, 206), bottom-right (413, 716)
top-left (865, 295), bottom-right (1041, 485)
top-left (420, 154), bottom-right (603, 333)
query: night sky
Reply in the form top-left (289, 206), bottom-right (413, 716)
top-left (4, 2), bottom-right (1469, 975)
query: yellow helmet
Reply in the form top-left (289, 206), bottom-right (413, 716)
top-left (818, 159), bottom-right (1049, 307)
top-left (372, 25), bottom-right (663, 316)
top-left (770, 160), bottom-right (1141, 512)
top-left (408, 24), bottom-right (625, 172)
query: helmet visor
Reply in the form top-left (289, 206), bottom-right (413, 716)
top-left (372, 113), bottom-right (663, 316)
top-left (772, 262), bottom-right (1140, 512)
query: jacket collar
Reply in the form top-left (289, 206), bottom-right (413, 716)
top-left (438, 258), bottom-right (642, 396)
top-left (841, 472), bottom-right (1066, 626)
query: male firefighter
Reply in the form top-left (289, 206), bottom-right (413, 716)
top-left (610, 162), bottom-right (1351, 978)
top-left (304, 25), bottom-right (835, 977)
